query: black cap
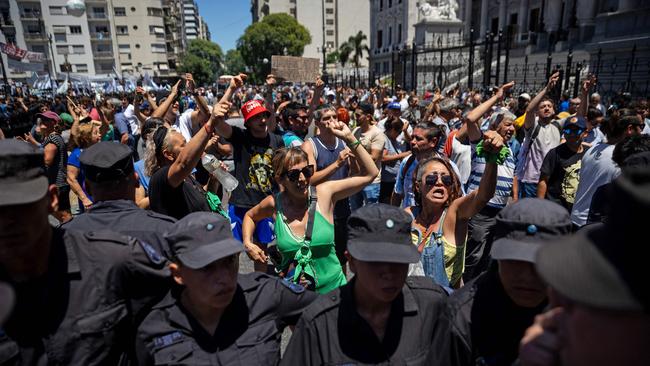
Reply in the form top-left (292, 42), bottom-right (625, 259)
top-left (0, 282), bottom-right (14, 326)
top-left (536, 167), bottom-right (650, 313)
top-left (0, 139), bottom-right (48, 206)
top-left (166, 212), bottom-right (243, 269)
top-left (490, 198), bottom-right (572, 263)
top-left (356, 102), bottom-right (374, 115)
top-left (79, 142), bottom-right (133, 183)
top-left (347, 203), bottom-right (420, 263)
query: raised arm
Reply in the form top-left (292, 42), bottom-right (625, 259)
top-left (302, 139), bottom-right (351, 185)
top-left (306, 77), bottom-right (324, 124)
top-left (166, 101), bottom-right (229, 188)
top-left (465, 81), bottom-right (515, 142)
top-left (242, 195), bottom-right (275, 264)
top-left (524, 72), bottom-right (559, 130)
top-left (577, 74), bottom-right (596, 119)
top-left (452, 130), bottom-right (504, 220)
top-left (186, 73), bottom-right (211, 123)
top-left (133, 87), bottom-right (148, 124)
top-left (264, 74), bottom-right (277, 131)
top-left (319, 121), bottom-right (379, 204)
top-left (152, 79), bottom-right (181, 120)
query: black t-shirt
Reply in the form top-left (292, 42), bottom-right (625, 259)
top-left (540, 143), bottom-right (585, 210)
top-left (148, 165), bottom-right (210, 219)
top-left (227, 127), bottom-right (283, 208)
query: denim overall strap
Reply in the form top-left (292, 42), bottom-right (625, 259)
top-left (421, 209), bottom-right (450, 288)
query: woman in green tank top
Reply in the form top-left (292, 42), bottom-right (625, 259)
top-left (242, 119), bottom-right (379, 294)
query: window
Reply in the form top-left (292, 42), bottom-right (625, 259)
top-left (30, 45), bottom-right (46, 53)
top-left (326, 41), bottom-right (334, 48)
top-left (326, 30), bottom-right (334, 36)
top-left (326, 19), bottom-right (334, 25)
top-left (56, 45), bottom-right (68, 55)
top-left (289, 8), bottom-right (296, 17)
top-left (151, 43), bottom-right (166, 53)
top-left (75, 64), bottom-right (88, 73)
top-left (69, 26), bottom-right (82, 34)
top-left (53, 25), bottom-right (66, 33)
top-left (116, 26), bottom-right (128, 35)
top-left (149, 25), bottom-right (164, 35)
top-left (49, 6), bottom-right (65, 15)
top-left (54, 33), bottom-right (67, 42)
top-left (388, 26), bottom-right (392, 45)
top-left (118, 44), bottom-right (131, 52)
top-left (325, 8), bottom-right (334, 14)
top-left (114, 7), bottom-right (126, 16)
top-left (325, 0), bottom-right (333, 2)
top-left (377, 30), bottom-right (383, 48)
top-left (147, 7), bottom-right (163, 16)
top-left (72, 45), bottom-right (84, 54)
top-left (133, 25), bottom-right (138, 30)
top-left (398, 23), bottom-right (402, 43)
top-left (388, 0), bottom-right (392, 7)
top-left (130, 7), bottom-right (136, 12)
top-left (380, 0), bottom-right (383, 11)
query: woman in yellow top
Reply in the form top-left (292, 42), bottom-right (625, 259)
top-left (406, 131), bottom-right (503, 288)
top-left (242, 120), bottom-right (379, 294)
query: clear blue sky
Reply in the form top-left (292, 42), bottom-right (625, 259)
top-left (195, 0), bottom-right (252, 52)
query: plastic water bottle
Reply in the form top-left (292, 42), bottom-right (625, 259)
top-left (201, 154), bottom-right (239, 193)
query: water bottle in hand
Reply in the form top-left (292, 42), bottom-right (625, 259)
top-left (201, 154), bottom-right (239, 193)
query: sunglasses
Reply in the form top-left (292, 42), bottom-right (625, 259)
top-left (284, 165), bottom-right (314, 182)
top-left (563, 127), bottom-right (585, 135)
top-left (424, 172), bottom-right (453, 187)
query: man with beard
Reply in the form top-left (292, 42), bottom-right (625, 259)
top-left (437, 199), bottom-right (572, 366)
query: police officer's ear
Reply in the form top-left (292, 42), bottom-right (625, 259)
top-left (168, 262), bottom-right (184, 286)
top-left (47, 184), bottom-right (59, 214)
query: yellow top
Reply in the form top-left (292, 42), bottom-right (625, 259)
top-left (410, 230), bottom-right (466, 288)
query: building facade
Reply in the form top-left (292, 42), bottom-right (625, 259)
top-left (0, 0), bottom-right (211, 82)
top-left (250, 0), bottom-right (370, 72)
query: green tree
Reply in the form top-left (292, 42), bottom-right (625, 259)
top-left (224, 49), bottom-right (246, 76)
top-left (178, 39), bottom-right (223, 85)
top-left (326, 51), bottom-right (339, 65)
top-left (346, 31), bottom-right (369, 84)
top-left (337, 41), bottom-right (353, 68)
top-left (237, 13), bottom-right (311, 82)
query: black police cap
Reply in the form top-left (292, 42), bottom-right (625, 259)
top-left (0, 139), bottom-right (48, 206)
top-left (79, 142), bottom-right (133, 183)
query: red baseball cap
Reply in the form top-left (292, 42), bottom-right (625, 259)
top-left (241, 100), bottom-right (270, 122)
top-left (36, 111), bottom-right (62, 124)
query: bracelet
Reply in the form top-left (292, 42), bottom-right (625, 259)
top-left (347, 140), bottom-right (361, 149)
top-left (475, 140), bottom-right (510, 165)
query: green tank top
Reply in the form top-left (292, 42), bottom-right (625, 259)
top-left (274, 192), bottom-right (347, 294)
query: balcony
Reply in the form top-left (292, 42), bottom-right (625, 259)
top-left (87, 13), bottom-right (109, 21)
top-left (24, 33), bottom-right (47, 41)
top-left (90, 32), bottom-right (111, 41)
top-left (93, 50), bottom-right (113, 59)
top-left (19, 13), bottom-right (40, 21)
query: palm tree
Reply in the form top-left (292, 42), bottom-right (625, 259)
top-left (346, 31), bottom-right (369, 87)
top-left (337, 41), bottom-right (352, 68)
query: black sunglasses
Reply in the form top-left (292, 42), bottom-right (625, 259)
top-left (284, 165), bottom-right (314, 182)
top-left (425, 172), bottom-right (453, 187)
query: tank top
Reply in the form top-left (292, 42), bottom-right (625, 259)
top-left (274, 191), bottom-right (347, 294)
top-left (308, 135), bottom-right (350, 219)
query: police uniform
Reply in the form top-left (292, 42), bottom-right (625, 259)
top-left (434, 198), bottom-right (572, 366)
top-left (0, 228), bottom-right (170, 365)
top-left (62, 142), bottom-right (176, 254)
top-left (135, 212), bottom-right (318, 366)
top-left (281, 204), bottom-right (450, 366)
top-left (0, 139), bottom-right (171, 365)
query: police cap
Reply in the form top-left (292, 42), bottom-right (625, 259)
top-left (0, 139), bottom-right (48, 206)
top-left (79, 142), bottom-right (134, 183)
top-left (166, 212), bottom-right (243, 269)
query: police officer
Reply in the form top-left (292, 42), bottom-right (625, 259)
top-left (0, 139), bottom-right (170, 365)
top-left (281, 203), bottom-right (449, 365)
top-left (436, 198), bottom-right (572, 366)
top-left (136, 211), bottom-right (318, 365)
top-left (63, 141), bottom-right (175, 254)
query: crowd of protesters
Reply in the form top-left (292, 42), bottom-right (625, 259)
top-left (0, 69), bottom-right (648, 366)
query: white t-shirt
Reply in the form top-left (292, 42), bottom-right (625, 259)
top-left (377, 117), bottom-right (413, 145)
top-left (517, 118), bottom-right (562, 183)
top-left (173, 108), bottom-right (194, 142)
top-left (570, 143), bottom-right (620, 226)
top-left (123, 104), bottom-right (140, 136)
top-left (450, 138), bottom-right (472, 185)
top-left (353, 125), bottom-right (386, 185)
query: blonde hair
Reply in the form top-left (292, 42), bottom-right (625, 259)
top-left (76, 123), bottom-right (98, 148)
top-left (144, 127), bottom-right (177, 177)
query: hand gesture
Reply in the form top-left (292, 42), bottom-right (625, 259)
top-left (185, 73), bottom-right (196, 93)
top-left (314, 76), bottom-right (324, 91)
top-left (336, 149), bottom-right (352, 167)
top-left (326, 120), bottom-right (353, 142)
top-left (135, 86), bottom-right (145, 96)
top-left (482, 130), bottom-right (505, 153)
top-left (211, 101), bottom-right (230, 122)
top-left (266, 74), bottom-right (276, 87)
top-left (171, 79), bottom-right (182, 95)
top-left (547, 72), bottom-right (560, 90)
top-left (17, 132), bottom-right (38, 146)
top-left (519, 308), bottom-right (564, 366)
top-left (336, 85), bottom-right (343, 94)
top-left (582, 74), bottom-right (596, 95)
top-left (230, 73), bottom-right (247, 89)
top-left (244, 242), bottom-right (268, 264)
top-left (496, 81), bottom-right (515, 100)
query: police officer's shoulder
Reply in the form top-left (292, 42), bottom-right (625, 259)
top-left (144, 209), bottom-right (177, 224)
top-left (298, 288), bottom-right (342, 322)
top-left (405, 276), bottom-right (448, 298)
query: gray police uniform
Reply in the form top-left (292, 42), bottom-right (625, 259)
top-left (280, 276), bottom-right (449, 366)
top-left (0, 227), bottom-right (170, 365)
top-left (136, 272), bottom-right (317, 365)
top-left (63, 199), bottom-right (176, 255)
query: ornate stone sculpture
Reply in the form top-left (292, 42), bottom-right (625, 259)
top-left (418, 0), bottom-right (459, 21)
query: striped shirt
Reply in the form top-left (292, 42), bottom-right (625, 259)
top-left (466, 143), bottom-right (515, 208)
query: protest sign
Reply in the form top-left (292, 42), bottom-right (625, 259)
top-left (271, 56), bottom-right (319, 83)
